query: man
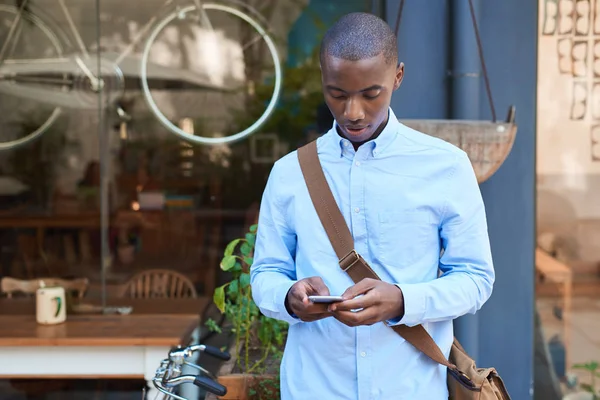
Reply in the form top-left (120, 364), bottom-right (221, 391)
top-left (250, 12), bottom-right (494, 400)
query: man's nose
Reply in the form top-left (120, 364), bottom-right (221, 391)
top-left (343, 98), bottom-right (365, 121)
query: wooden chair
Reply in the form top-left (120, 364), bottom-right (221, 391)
top-left (118, 269), bottom-right (197, 299)
top-left (0, 276), bottom-right (89, 298)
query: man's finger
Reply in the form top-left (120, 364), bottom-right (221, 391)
top-left (332, 307), bottom-right (379, 327)
top-left (341, 278), bottom-right (376, 301)
top-left (290, 285), bottom-right (308, 301)
top-left (306, 303), bottom-right (330, 314)
top-left (307, 277), bottom-right (330, 296)
top-left (329, 292), bottom-right (374, 312)
top-left (292, 297), bottom-right (329, 314)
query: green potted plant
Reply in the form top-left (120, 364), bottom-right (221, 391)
top-left (207, 224), bottom-right (288, 400)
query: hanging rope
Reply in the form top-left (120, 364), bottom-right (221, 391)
top-left (394, 0), bottom-right (497, 122)
top-left (467, 0), bottom-right (496, 122)
top-left (394, 0), bottom-right (405, 38)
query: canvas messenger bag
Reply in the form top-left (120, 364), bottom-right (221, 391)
top-left (297, 140), bottom-right (511, 400)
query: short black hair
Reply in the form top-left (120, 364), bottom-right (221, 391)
top-left (319, 12), bottom-right (398, 66)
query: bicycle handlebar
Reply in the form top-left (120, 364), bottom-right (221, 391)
top-left (154, 374), bottom-right (227, 397)
top-left (194, 375), bottom-right (227, 396)
top-left (188, 344), bottom-right (231, 361)
top-left (150, 342), bottom-right (230, 399)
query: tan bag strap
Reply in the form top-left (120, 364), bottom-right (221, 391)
top-left (297, 140), bottom-right (471, 382)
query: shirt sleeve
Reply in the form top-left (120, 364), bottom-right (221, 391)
top-left (388, 151), bottom-right (495, 327)
top-left (250, 162), bottom-right (302, 326)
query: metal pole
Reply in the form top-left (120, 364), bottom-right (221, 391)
top-left (450, 0), bottom-right (480, 362)
top-left (96, 0), bottom-right (108, 309)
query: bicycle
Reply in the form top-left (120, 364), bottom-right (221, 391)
top-left (0, 0), bottom-right (283, 150)
top-left (146, 342), bottom-right (230, 400)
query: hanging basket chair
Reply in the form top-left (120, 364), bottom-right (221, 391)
top-left (393, 0), bottom-right (517, 184)
top-left (400, 107), bottom-right (517, 184)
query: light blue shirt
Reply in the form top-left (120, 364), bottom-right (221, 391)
top-left (250, 108), bottom-right (495, 400)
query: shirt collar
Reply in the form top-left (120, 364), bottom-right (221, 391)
top-left (329, 107), bottom-right (400, 158)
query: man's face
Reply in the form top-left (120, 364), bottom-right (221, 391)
top-left (321, 53), bottom-right (403, 144)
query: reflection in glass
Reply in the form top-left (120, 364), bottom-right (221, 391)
top-left (0, 0), bottom-right (376, 397)
top-left (537, 0), bottom-right (600, 397)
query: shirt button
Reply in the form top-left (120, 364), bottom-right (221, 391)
top-left (354, 207), bottom-right (360, 213)
top-left (360, 351), bottom-right (366, 357)
top-left (355, 161), bottom-right (361, 166)
top-left (343, 141), bottom-right (349, 147)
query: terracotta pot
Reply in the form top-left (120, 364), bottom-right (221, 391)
top-left (216, 374), bottom-right (250, 400)
top-left (215, 374), bottom-right (279, 400)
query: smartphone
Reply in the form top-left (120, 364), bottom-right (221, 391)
top-left (308, 295), bottom-right (344, 304)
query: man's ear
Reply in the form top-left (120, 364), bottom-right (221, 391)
top-left (394, 62), bottom-right (404, 91)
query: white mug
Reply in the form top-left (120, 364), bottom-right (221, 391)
top-left (36, 283), bottom-right (66, 325)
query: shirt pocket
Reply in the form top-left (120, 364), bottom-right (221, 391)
top-left (377, 210), bottom-right (437, 268)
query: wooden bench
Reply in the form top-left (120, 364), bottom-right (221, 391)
top-left (535, 247), bottom-right (572, 367)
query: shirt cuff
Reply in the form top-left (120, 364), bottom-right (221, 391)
top-left (385, 283), bottom-right (427, 327)
top-left (274, 280), bottom-right (302, 325)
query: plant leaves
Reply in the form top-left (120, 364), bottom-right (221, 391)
top-left (257, 320), bottom-right (269, 344)
top-left (241, 242), bottom-right (252, 256)
top-left (227, 279), bottom-right (239, 296)
top-left (220, 255), bottom-right (236, 271)
top-left (573, 362), bottom-right (599, 372)
top-left (232, 262), bottom-right (242, 273)
top-left (224, 239), bottom-right (241, 257)
top-left (204, 318), bottom-right (222, 334)
top-left (217, 226), bottom-right (292, 375)
top-left (240, 272), bottom-right (251, 288)
top-left (213, 284), bottom-right (227, 313)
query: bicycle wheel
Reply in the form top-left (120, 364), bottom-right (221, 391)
top-left (140, 2), bottom-right (282, 146)
top-left (0, 4), bottom-right (68, 151)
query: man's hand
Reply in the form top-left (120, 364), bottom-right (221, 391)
top-left (329, 278), bottom-right (404, 327)
top-left (286, 277), bottom-right (332, 322)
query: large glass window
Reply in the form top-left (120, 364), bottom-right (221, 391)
top-left (0, 0), bottom-right (377, 397)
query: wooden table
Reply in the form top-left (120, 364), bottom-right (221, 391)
top-left (0, 297), bottom-right (210, 316)
top-left (0, 212), bottom-right (101, 229)
top-left (0, 297), bottom-right (210, 399)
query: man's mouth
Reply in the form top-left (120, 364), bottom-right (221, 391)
top-left (345, 125), bottom-right (369, 136)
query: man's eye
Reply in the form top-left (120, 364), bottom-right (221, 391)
top-left (364, 92), bottom-right (381, 99)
